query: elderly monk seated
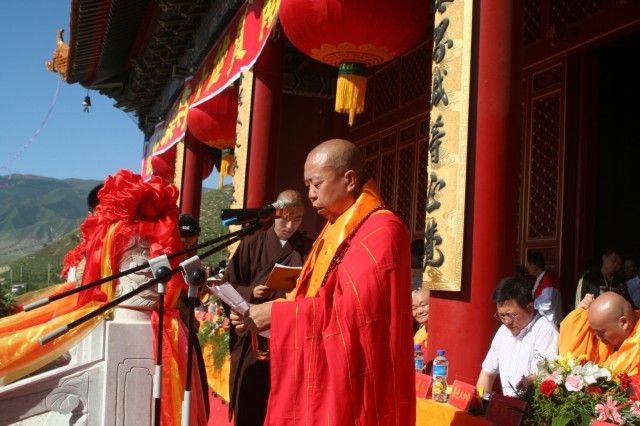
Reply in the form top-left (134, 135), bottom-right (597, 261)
top-left (412, 288), bottom-right (430, 350)
top-left (559, 291), bottom-right (640, 374)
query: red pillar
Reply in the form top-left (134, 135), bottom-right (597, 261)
top-left (180, 133), bottom-right (204, 219)
top-left (427, 0), bottom-right (523, 386)
top-left (246, 33), bottom-right (285, 208)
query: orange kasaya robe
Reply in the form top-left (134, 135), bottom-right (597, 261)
top-left (559, 307), bottom-right (640, 374)
top-left (266, 180), bottom-right (416, 426)
top-left (414, 326), bottom-right (428, 353)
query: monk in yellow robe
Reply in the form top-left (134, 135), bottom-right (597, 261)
top-left (412, 288), bottom-right (429, 349)
top-left (559, 291), bottom-right (640, 374)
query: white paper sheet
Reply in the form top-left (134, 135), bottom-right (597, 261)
top-left (207, 279), bottom-right (270, 337)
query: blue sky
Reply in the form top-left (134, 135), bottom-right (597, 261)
top-left (0, 1), bottom-right (224, 187)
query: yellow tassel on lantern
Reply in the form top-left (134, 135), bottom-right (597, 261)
top-left (335, 62), bottom-right (367, 126)
top-left (219, 147), bottom-right (234, 188)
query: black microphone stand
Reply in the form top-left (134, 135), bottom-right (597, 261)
top-left (22, 230), bottom-right (249, 312)
top-left (148, 255), bottom-right (172, 426)
top-left (35, 220), bottom-right (262, 426)
top-left (180, 254), bottom-right (206, 426)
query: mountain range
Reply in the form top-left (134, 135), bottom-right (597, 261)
top-left (0, 174), bottom-right (101, 265)
top-left (0, 174), bottom-right (234, 289)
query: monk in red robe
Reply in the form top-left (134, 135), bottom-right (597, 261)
top-left (231, 139), bottom-right (415, 425)
top-left (223, 190), bottom-right (312, 425)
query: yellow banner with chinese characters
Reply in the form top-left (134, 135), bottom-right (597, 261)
top-left (423, 0), bottom-right (474, 291)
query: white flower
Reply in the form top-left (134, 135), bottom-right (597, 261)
top-left (572, 362), bottom-right (611, 385)
top-left (535, 353), bottom-right (559, 375)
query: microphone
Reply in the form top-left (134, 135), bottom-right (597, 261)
top-left (221, 199), bottom-right (292, 226)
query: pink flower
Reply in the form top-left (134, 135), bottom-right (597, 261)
top-left (564, 374), bottom-right (584, 392)
top-left (595, 396), bottom-right (623, 424)
top-left (630, 400), bottom-right (640, 415)
top-left (543, 370), bottom-right (563, 385)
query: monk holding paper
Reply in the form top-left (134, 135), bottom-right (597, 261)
top-left (231, 139), bottom-right (415, 425)
top-left (222, 189), bottom-right (312, 426)
top-left (559, 291), bottom-right (640, 374)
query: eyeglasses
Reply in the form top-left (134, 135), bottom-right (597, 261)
top-left (494, 312), bottom-right (520, 323)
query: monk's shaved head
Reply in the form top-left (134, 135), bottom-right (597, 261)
top-left (412, 288), bottom-right (430, 300)
top-left (304, 139), bottom-right (368, 222)
top-left (277, 189), bottom-right (305, 210)
top-left (307, 139), bottom-right (365, 184)
top-left (274, 189), bottom-right (305, 240)
top-left (587, 292), bottom-right (637, 348)
top-left (412, 288), bottom-right (430, 326)
top-left (589, 292), bottom-right (634, 319)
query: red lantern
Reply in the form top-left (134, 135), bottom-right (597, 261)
top-left (151, 146), bottom-right (177, 183)
top-left (280, 0), bottom-right (429, 125)
top-left (201, 151), bottom-right (215, 181)
top-left (187, 86), bottom-right (238, 187)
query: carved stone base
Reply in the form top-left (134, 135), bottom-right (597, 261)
top-left (0, 307), bottom-right (157, 425)
top-left (104, 309), bottom-right (155, 425)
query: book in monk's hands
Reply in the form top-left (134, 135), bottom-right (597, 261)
top-left (264, 263), bottom-right (303, 292)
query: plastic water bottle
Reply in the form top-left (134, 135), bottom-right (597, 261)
top-left (432, 349), bottom-right (448, 402)
top-left (414, 344), bottom-right (424, 373)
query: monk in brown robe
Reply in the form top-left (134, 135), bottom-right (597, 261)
top-left (559, 291), bottom-right (640, 374)
top-left (222, 190), bottom-right (312, 425)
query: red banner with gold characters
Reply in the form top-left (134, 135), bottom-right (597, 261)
top-left (141, 79), bottom-right (193, 181)
top-left (141, 0), bottom-right (281, 180)
top-left (190, 0), bottom-right (280, 107)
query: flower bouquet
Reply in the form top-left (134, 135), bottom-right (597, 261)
top-left (197, 297), bottom-right (230, 371)
top-left (515, 353), bottom-right (640, 426)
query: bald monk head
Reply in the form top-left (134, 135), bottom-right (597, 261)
top-left (304, 139), bottom-right (366, 222)
top-left (274, 189), bottom-right (305, 240)
top-left (412, 288), bottom-right (430, 326)
top-left (277, 189), bottom-right (304, 207)
top-left (587, 292), bottom-right (638, 348)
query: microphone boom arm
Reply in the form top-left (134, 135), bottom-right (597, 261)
top-left (38, 220), bottom-right (262, 346)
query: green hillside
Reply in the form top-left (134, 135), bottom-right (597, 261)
top-left (0, 183), bottom-right (235, 292)
top-left (198, 184), bottom-right (235, 267)
top-left (0, 175), bottom-right (101, 264)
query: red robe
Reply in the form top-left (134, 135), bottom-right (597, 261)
top-left (222, 226), bottom-right (312, 425)
top-left (266, 211), bottom-right (415, 425)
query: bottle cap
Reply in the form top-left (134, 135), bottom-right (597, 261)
top-left (414, 344), bottom-right (422, 350)
top-left (437, 349), bottom-right (445, 356)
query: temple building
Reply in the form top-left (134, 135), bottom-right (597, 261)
top-left (36, 0), bottom-right (640, 419)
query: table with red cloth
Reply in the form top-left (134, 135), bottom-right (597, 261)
top-left (416, 398), bottom-right (492, 425)
top-left (203, 357), bottom-right (493, 424)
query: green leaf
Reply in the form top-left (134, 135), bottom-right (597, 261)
top-left (551, 415), bottom-right (572, 426)
top-left (579, 413), bottom-right (592, 426)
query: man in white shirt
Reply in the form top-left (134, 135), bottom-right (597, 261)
top-left (476, 276), bottom-right (559, 396)
top-left (526, 251), bottom-right (563, 324)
